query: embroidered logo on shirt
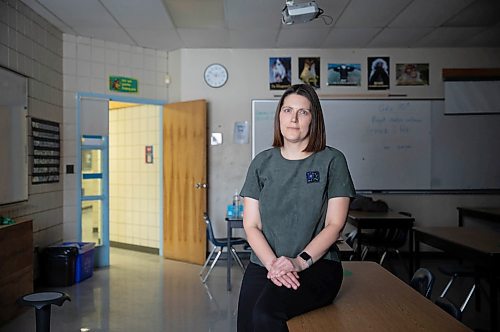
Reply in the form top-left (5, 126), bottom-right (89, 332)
top-left (306, 171), bottom-right (320, 183)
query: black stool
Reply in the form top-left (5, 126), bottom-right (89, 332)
top-left (18, 291), bottom-right (71, 332)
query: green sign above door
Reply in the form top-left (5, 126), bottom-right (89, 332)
top-left (109, 76), bottom-right (138, 93)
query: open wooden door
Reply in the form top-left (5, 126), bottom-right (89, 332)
top-left (163, 100), bottom-right (207, 265)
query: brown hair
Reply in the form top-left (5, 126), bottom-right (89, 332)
top-left (272, 84), bottom-right (326, 152)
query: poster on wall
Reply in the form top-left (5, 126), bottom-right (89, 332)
top-left (298, 57), bottom-right (320, 88)
top-left (367, 57), bottom-right (390, 90)
top-left (269, 57), bottom-right (292, 90)
top-left (396, 63), bottom-right (429, 86)
top-left (327, 63), bottom-right (361, 86)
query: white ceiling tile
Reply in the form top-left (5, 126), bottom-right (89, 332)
top-left (443, 0), bottom-right (500, 27)
top-left (228, 29), bottom-right (278, 49)
top-left (368, 28), bottom-right (434, 48)
top-left (163, 0), bottom-right (225, 29)
top-left (389, 0), bottom-right (474, 28)
top-left (335, 0), bottom-right (412, 28)
top-left (224, 0), bottom-right (283, 30)
top-left (177, 28), bottom-right (230, 48)
top-left (39, 0), bottom-right (115, 29)
top-left (20, 0), bottom-right (500, 50)
top-left (277, 28), bottom-right (330, 48)
top-left (460, 25), bottom-right (500, 47)
top-left (415, 27), bottom-right (485, 47)
top-left (102, 0), bottom-right (176, 29)
top-left (322, 28), bottom-right (381, 48)
top-left (127, 28), bottom-right (183, 51)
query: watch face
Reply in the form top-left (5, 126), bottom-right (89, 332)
top-left (204, 64), bottom-right (228, 88)
top-left (300, 252), bottom-right (311, 261)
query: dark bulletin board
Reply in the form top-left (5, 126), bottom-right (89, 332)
top-left (251, 99), bottom-right (500, 191)
top-left (31, 118), bottom-right (60, 184)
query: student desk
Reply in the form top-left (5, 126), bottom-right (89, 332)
top-left (346, 210), bottom-right (415, 276)
top-left (287, 261), bottom-right (471, 332)
top-left (225, 218), bottom-right (354, 292)
top-left (457, 207), bottom-right (500, 227)
top-left (414, 227), bottom-right (500, 332)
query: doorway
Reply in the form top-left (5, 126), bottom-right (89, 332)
top-left (108, 101), bottom-right (162, 255)
top-left (77, 93), bottom-right (208, 266)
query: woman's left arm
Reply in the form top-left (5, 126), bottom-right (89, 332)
top-left (300, 196), bottom-right (350, 265)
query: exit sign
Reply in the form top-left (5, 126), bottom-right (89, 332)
top-left (109, 76), bottom-right (138, 93)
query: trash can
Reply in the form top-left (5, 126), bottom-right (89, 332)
top-left (62, 242), bottom-right (95, 283)
top-left (41, 246), bottom-right (78, 287)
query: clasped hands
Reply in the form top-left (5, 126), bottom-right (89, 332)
top-left (266, 256), bottom-right (307, 290)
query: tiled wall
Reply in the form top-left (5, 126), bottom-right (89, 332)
top-left (0, 0), bottom-right (64, 248)
top-left (62, 34), bottom-right (168, 241)
top-left (109, 104), bottom-right (161, 249)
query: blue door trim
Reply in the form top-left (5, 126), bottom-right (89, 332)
top-left (76, 92), bottom-right (166, 262)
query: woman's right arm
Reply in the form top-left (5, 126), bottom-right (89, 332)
top-left (242, 197), bottom-right (277, 271)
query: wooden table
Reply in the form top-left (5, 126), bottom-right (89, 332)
top-left (0, 220), bottom-right (33, 325)
top-left (287, 261), bottom-right (471, 332)
top-left (347, 210), bottom-right (415, 276)
top-left (225, 218), bottom-right (354, 292)
top-left (414, 226), bottom-right (500, 332)
top-left (457, 207), bottom-right (500, 227)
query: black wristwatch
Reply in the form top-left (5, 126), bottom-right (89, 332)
top-left (299, 251), bottom-right (313, 268)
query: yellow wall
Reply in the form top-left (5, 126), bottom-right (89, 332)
top-left (109, 104), bottom-right (161, 248)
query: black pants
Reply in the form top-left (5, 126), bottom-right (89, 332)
top-left (237, 259), bottom-right (343, 332)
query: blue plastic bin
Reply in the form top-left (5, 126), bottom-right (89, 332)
top-left (61, 242), bottom-right (95, 283)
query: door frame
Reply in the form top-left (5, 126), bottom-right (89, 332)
top-left (76, 92), bottom-right (167, 263)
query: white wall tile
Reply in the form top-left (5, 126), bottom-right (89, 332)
top-left (91, 46), bottom-right (105, 63)
top-left (76, 43), bottom-right (91, 60)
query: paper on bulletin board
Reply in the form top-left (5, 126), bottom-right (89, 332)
top-left (233, 121), bottom-right (249, 144)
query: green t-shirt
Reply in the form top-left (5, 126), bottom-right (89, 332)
top-left (240, 146), bottom-right (356, 267)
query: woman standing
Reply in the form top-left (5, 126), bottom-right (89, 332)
top-left (237, 84), bottom-right (355, 331)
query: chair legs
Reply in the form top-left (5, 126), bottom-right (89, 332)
top-left (230, 247), bottom-right (245, 272)
top-left (438, 268), bottom-right (478, 313)
top-left (440, 275), bottom-right (456, 297)
top-left (201, 249), bottom-right (223, 283)
top-left (200, 246), bottom-right (246, 283)
top-left (200, 246), bottom-right (218, 278)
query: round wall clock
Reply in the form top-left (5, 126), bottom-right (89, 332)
top-left (204, 63), bottom-right (228, 88)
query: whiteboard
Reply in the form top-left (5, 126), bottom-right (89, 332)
top-left (252, 99), bottom-right (500, 191)
top-left (0, 67), bottom-right (28, 205)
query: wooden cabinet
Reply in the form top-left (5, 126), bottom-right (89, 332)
top-left (0, 220), bottom-right (33, 325)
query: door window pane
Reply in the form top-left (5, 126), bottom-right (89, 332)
top-left (82, 200), bottom-right (102, 245)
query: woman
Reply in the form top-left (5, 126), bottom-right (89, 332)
top-left (237, 84), bottom-right (355, 331)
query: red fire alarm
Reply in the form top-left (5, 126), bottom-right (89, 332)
top-left (145, 145), bottom-right (153, 164)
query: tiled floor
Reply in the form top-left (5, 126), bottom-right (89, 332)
top-left (1, 248), bottom-right (243, 332)
top-left (0, 248), bottom-right (496, 332)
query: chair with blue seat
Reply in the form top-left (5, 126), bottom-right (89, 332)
top-left (435, 297), bottom-right (463, 321)
top-left (200, 213), bottom-right (248, 283)
top-left (410, 267), bottom-right (435, 299)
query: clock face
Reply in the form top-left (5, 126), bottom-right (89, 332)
top-left (204, 64), bottom-right (228, 88)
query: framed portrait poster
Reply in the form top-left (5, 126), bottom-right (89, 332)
top-left (298, 57), bottom-right (320, 89)
top-left (368, 57), bottom-right (390, 90)
top-left (327, 63), bottom-right (361, 86)
top-left (269, 57), bottom-right (292, 90)
top-left (396, 63), bottom-right (429, 86)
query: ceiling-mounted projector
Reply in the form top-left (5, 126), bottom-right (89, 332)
top-left (282, 0), bottom-right (322, 25)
